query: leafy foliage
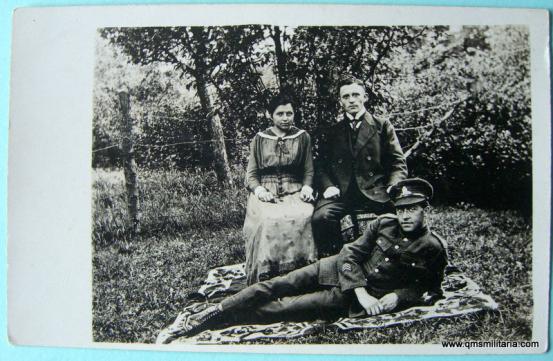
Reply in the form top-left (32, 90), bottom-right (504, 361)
top-left (382, 26), bottom-right (531, 212)
top-left (93, 25), bottom-right (531, 211)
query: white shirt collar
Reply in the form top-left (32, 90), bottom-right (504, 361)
top-left (345, 108), bottom-right (367, 121)
top-left (345, 108), bottom-right (366, 129)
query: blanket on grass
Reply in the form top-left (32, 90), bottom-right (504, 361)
top-left (163, 263), bottom-right (498, 344)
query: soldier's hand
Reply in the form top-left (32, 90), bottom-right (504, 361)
top-left (354, 287), bottom-right (383, 316)
top-left (323, 186), bottom-right (340, 199)
top-left (379, 293), bottom-right (399, 313)
top-left (365, 299), bottom-right (384, 316)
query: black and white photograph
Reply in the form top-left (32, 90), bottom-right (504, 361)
top-left (8, 4), bottom-right (550, 354)
top-left (92, 22), bottom-right (533, 345)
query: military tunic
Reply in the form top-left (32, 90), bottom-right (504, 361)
top-left (220, 215), bottom-right (447, 322)
top-left (337, 214), bottom-right (448, 313)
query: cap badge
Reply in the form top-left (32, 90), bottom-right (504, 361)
top-left (400, 186), bottom-right (412, 197)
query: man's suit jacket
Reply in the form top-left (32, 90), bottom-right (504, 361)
top-left (316, 112), bottom-right (407, 203)
top-left (317, 215), bottom-right (448, 315)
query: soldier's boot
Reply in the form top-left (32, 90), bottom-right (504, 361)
top-left (156, 304), bottom-right (223, 344)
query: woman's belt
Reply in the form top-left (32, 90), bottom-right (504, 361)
top-left (260, 174), bottom-right (302, 183)
top-left (258, 165), bottom-right (300, 176)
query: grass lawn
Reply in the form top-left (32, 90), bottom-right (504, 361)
top-left (92, 168), bottom-right (532, 344)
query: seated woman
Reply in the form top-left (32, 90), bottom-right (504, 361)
top-left (243, 93), bottom-right (317, 285)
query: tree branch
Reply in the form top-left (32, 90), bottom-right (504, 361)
top-left (390, 97), bottom-right (468, 116)
top-left (368, 32), bottom-right (394, 84)
top-left (398, 26), bottom-right (428, 46)
top-left (404, 103), bottom-right (461, 158)
top-left (166, 51), bottom-right (196, 78)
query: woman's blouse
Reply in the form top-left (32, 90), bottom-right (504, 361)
top-left (245, 126), bottom-right (314, 197)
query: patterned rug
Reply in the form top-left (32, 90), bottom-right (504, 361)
top-left (161, 263), bottom-right (498, 344)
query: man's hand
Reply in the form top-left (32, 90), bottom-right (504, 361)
top-left (323, 186), bottom-right (340, 200)
top-left (300, 185), bottom-right (315, 202)
top-left (354, 287), bottom-right (383, 316)
top-left (254, 186), bottom-right (275, 203)
top-left (379, 293), bottom-right (399, 313)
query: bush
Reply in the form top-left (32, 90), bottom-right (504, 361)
top-left (388, 26), bottom-right (531, 214)
top-left (93, 25), bottom-right (531, 213)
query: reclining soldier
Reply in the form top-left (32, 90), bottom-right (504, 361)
top-left (157, 178), bottom-right (448, 343)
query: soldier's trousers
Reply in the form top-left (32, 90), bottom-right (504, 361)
top-left (220, 261), bottom-right (352, 324)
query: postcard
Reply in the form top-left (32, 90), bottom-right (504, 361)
top-left (8, 4), bottom-right (550, 354)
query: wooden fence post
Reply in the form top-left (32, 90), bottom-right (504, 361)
top-left (118, 90), bottom-right (140, 234)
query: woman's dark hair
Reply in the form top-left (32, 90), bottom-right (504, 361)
top-left (267, 93), bottom-right (296, 116)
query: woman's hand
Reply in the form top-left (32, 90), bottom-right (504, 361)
top-left (354, 287), bottom-right (383, 316)
top-left (300, 185), bottom-right (315, 202)
top-left (254, 186), bottom-right (275, 202)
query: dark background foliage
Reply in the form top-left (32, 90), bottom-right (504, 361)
top-left (93, 25), bottom-right (531, 213)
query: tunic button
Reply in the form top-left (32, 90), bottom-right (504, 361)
top-left (394, 245), bottom-right (399, 249)
top-left (403, 238), bottom-right (409, 242)
top-left (374, 268), bottom-right (379, 273)
top-left (366, 156), bottom-right (372, 161)
top-left (385, 257), bottom-right (390, 262)
top-left (368, 172), bottom-right (374, 177)
top-left (411, 263), bottom-right (416, 267)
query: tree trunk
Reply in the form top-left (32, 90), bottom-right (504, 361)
top-left (272, 26), bottom-right (288, 91)
top-left (118, 90), bottom-right (140, 234)
top-left (190, 28), bottom-right (233, 185)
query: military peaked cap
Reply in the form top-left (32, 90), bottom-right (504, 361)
top-left (388, 178), bottom-right (433, 206)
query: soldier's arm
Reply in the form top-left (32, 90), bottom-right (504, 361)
top-left (337, 218), bottom-right (379, 292)
top-left (392, 245), bottom-right (448, 308)
top-left (382, 119), bottom-right (408, 186)
top-left (390, 285), bottom-right (424, 308)
top-left (423, 246), bottom-right (448, 300)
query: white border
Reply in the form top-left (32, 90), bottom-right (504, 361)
top-left (8, 4), bottom-right (550, 354)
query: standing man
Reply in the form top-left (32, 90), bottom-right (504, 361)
top-left (157, 179), bottom-right (447, 343)
top-left (313, 75), bottom-right (408, 256)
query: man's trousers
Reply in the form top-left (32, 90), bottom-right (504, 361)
top-left (312, 184), bottom-right (394, 256)
top-left (220, 261), bottom-right (353, 324)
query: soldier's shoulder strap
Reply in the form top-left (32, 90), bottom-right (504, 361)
top-left (377, 213), bottom-right (397, 220)
top-left (375, 213), bottom-right (398, 226)
top-left (431, 230), bottom-right (448, 251)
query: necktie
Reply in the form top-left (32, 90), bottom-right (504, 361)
top-left (350, 119), bottom-right (360, 147)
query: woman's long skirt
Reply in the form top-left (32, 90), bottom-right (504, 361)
top-left (243, 193), bottom-right (317, 285)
